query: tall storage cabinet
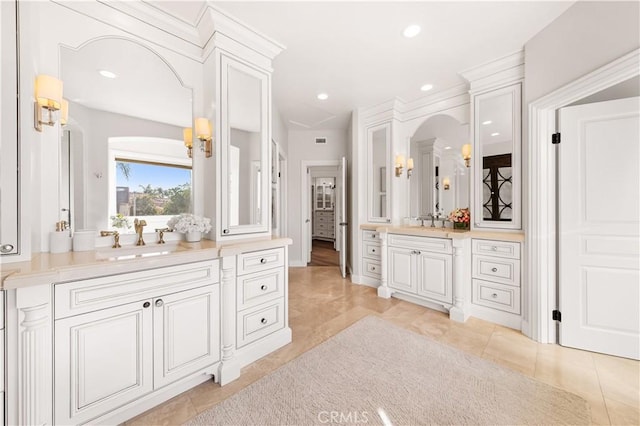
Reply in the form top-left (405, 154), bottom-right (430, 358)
top-left (313, 178), bottom-right (335, 241)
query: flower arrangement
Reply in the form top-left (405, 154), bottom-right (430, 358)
top-left (167, 213), bottom-right (212, 234)
top-left (448, 208), bottom-right (470, 230)
top-left (110, 213), bottom-right (131, 230)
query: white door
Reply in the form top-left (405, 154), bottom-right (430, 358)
top-left (339, 157), bottom-right (348, 277)
top-left (388, 247), bottom-right (415, 293)
top-left (153, 285), bottom-right (220, 388)
top-left (559, 97), bottom-right (640, 360)
top-left (416, 251), bottom-right (453, 304)
top-left (54, 300), bottom-right (153, 425)
top-left (306, 169), bottom-right (312, 263)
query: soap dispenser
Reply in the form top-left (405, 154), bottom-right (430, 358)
top-left (49, 221), bottom-right (72, 254)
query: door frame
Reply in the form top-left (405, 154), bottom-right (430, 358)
top-left (300, 159), bottom-right (341, 266)
top-left (527, 48), bottom-right (639, 343)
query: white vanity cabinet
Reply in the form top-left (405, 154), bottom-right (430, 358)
top-left (0, 290), bottom-right (4, 426)
top-left (361, 230), bottom-right (382, 284)
top-left (53, 260), bottom-right (220, 425)
top-left (387, 234), bottom-right (453, 305)
top-left (471, 238), bottom-right (522, 328)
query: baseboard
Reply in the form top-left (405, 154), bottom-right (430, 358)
top-left (391, 292), bottom-right (449, 314)
top-left (235, 327), bottom-right (292, 369)
top-left (468, 304), bottom-right (522, 330)
top-left (351, 274), bottom-right (380, 288)
top-left (98, 363), bottom-right (219, 425)
top-left (289, 261), bottom-right (307, 267)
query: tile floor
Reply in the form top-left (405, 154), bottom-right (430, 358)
top-left (128, 266), bottom-right (640, 425)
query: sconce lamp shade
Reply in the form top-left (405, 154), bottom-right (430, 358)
top-left (407, 157), bottom-right (414, 170)
top-left (443, 177), bottom-right (451, 190)
top-left (461, 144), bottom-right (472, 159)
top-left (195, 118), bottom-right (212, 140)
top-left (395, 155), bottom-right (405, 168)
top-left (183, 128), bottom-right (193, 148)
top-left (35, 74), bottom-right (63, 110)
top-left (60, 99), bottom-right (69, 125)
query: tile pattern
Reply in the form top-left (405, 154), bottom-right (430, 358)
top-left (127, 267), bottom-right (639, 426)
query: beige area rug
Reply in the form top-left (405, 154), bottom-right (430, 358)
top-left (186, 316), bottom-right (590, 425)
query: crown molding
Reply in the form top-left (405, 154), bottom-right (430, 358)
top-left (459, 50), bottom-right (524, 94)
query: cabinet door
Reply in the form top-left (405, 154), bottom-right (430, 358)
top-left (416, 252), bottom-right (453, 304)
top-left (55, 300), bottom-right (153, 425)
top-left (154, 285), bottom-right (220, 388)
top-left (388, 247), bottom-right (415, 293)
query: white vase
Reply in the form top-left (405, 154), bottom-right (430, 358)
top-left (185, 231), bottom-right (202, 242)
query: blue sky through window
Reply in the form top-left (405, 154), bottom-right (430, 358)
top-left (116, 161), bottom-right (191, 191)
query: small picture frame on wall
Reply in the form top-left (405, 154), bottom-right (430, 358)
top-left (380, 167), bottom-right (386, 193)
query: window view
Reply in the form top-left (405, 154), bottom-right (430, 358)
top-left (115, 159), bottom-right (191, 219)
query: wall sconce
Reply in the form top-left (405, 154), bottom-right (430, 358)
top-left (395, 154), bottom-right (405, 177)
top-left (443, 177), bottom-right (451, 190)
top-left (34, 74), bottom-right (63, 132)
top-left (462, 143), bottom-right (472, 168)
top-left (406, 157), bottom-right (414, 178)
top-left (183, 127), bottom-right (193, 158)
top-left (60, 99), bottom-right (69, 126)
top-left (195, 117), bottom-right (213, 158)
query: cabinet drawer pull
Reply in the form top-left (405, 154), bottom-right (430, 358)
top-left (155, 299), bottom-right (164, 307)
top-left (0, 244), bottom-right (14, 253)
top-left (492, 246), bottom-right (498, 251)
top-left (260, 318), bottom-right (268, 324)
top-left (260, 284), bottom-right (268, 291)
top-left (143, 301), bottom-right (151, 308)
top-left (260, 258), bottom-right (267, 264)
top-left (371, 248), bottom-right (376, 253)
top-left (491, 267), bottom-right (498, 272)
top-left (492, 293), bottom-right (498, 298)
top-left (371, 266), bottom-right (376, 271)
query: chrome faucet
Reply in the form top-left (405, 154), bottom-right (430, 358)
top-left (100, 230), bottom-right (121, 248)
top-left (427, 213), bottom-right (436, 228)
top-left (155, 227), bottom-right (172, 244)
top-left (134, 218), bottom-right (147, 246)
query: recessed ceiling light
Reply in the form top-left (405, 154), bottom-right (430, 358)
top-left (317, 93), bottom-right (328, 100)
top-left (491, 132), bottom-right (500, 137)
top-left (420, 84), bottom-right (433, 92)
top-left (99, 70), bottom-right (117, 79)
top-left (403, 24), bottom-right (421, 38)
top-left (482, 120), bottom-right (492, 125)
top-left (444, 146), bottom-right (452, 150)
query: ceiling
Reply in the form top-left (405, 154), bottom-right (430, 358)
top-left (141, 1), bottom-right (575, 130)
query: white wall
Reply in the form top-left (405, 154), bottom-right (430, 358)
top-left (272, 104), bottom-right (288, 154)
top-left (524, 1), bottom-right (639, 104)
top-left (287, 128), bottom-right (348, 265)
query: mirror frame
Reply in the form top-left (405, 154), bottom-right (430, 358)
top-left (219, 54), bottom-right (270, 236)
top-left (472, 83), bottom-right (522, 230)
top-left (366, 122), bottom-right (391, 223)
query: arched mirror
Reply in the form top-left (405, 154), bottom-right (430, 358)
top-left (60, 38), bottom-right (193, 233)
top-left (409, 115), bottom-right (469, 221)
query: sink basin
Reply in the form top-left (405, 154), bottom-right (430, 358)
top-left (95, 243), bottom-right (183, 260)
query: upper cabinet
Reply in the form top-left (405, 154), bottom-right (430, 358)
top-left (367, 122), bottom-right (391, 223)
top-left (219, 55), bottom-right (270, 236)
top-left (461, 51), bottom-right (524, 231)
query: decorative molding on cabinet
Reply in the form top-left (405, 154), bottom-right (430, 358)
top-left (218, 255), bottom-right (241, 385)
top-left (459, 50), bottom-right (524, 94)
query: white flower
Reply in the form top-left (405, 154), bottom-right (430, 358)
top-left (167, 213), bottom-right (212, 233)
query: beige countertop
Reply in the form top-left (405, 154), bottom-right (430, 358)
top-left (1, 237), bottom-right (292, 290)
top-left (359, 224), bottom-right (525, 242)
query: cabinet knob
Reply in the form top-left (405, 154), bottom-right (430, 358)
top-left (223, 229), bottom-right (229, 234)
top-left (492, 293), bottom-right (498, 298)
top-left (491, 267), bottom-right (498, 272)
top-left (371, 267), bottom-right (376, 271)
top-left (492, 246), bottom-right (498, 251)
top-left (143, 301), bottom-right (151, 308)
top-left (155, 299), bottom-right (164, 307)
top-left (260, 258), bottom-right (267, 264)
top-left (371, 249), bottom-right (376, 253)
top-left (0, 244), bottom-right (14, 253)
top-left (260, 284), bottom-right (267, 291)
top-left (260, 318), bottom-right (268, 324)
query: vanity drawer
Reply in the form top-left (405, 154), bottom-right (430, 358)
top-left (362, 230), bottom-right (380, 241)
top-left (388, 234), bottom-right (452, 254)
top-left (362, 259), bottom-right (381, 278)
top-left (472, 239), bottom-right (520, 259)
top-left (237, 248), bottom-right (285, 275)
top-left (237, 299), bottom-right (285, 348)
top-left (473, 279), bottom-right (521, 314)
top-left (237, 268), bottom-right (284, 310)
top-left (54, 260), bottom-right (219, 319)
top-left (314, 222), bottom-right (328, 230)
top-left (363, 241), bottom-right (381, 259)
top-left (472, 255), bottom-right (520, 287)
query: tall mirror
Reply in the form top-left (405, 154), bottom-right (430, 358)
top-left (60, 38), bottom-right (193, 233)
top-left (220, 55), bottom-right (269, 235)
top-left (367, 122), bottom-right (391, 222)
top-left (409, 115), bottom-right (469, 220)
top-left (473, 83), bottom-right (521, 229)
